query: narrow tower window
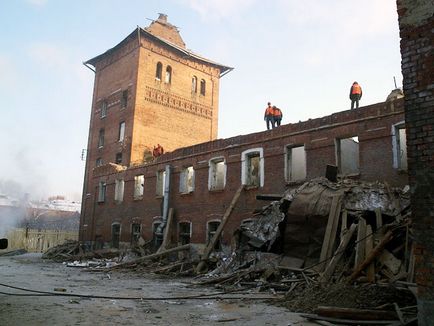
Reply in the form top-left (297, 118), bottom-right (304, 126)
top-left (165, 66), bottom-right (172, 84)
top-left (192, 76), bottom-right (197, 93)
top-left (155, 62), bottom-right (162, 80)
top-left (200, 79), bottom-right (206, 96)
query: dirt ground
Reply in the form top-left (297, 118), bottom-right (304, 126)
top-left (0, 254), bottom-right (316, 326)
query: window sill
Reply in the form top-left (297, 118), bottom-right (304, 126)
top-left (97, 201), bottom-right (105, 204)
top-left (397, 169), bottom-right (408, 175)
top-left (209, 188), bottom-right (225, 193)
top-left (133, 197), bottom-right (143, 201)
top-left (244, 185), bottom-right (260, 190)
top-left (180, 191), bottom-right (194, 196)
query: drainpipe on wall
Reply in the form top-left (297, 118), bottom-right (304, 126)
top-left (158, 164), bottom-right (171, 233)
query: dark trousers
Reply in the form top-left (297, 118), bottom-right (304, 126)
top-left (275, 118), bottom-right (281, 126)
top-left (266, 117), bottom-right (275, 130)
top-left (351, 95), bottom-right (361, 109)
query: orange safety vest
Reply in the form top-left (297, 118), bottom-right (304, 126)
top-left (265, 107), bottom-right (274, 116)
top-left (351, 84), bottom-right (362, 95)
top-left (273, 107), bottom-right (282, 117)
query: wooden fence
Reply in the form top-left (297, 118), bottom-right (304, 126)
top-left (5, 228), bottom-right (78, 253)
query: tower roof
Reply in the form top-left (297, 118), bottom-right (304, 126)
top-left (84, 15), bottom-right (233, 76)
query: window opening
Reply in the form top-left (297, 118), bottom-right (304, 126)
top-left (134, 175), bottom-right (144, 199)
top-left (153, 221), bottom-right (163, 247)
top-left (131, 223), bottom-right (141, 244)
top-left (100, 101), bottom-right (107, 118)
top-left (114, 179), bottom-right (124, 203)
top-left (165, 66), bottom-right (172, 84)
top-left (155, 62), bottom-right (162, 80)
top-left (192, 76), bottom-right (197, 93)
top-left (397, 127), bottom-right (407, 170)
top-left (111, 223), bottom-right (120, 249)
top-left (241, 148), bottom-right (264, 187)
top-left (246, 154), bottom-right (260, 186)
top-left (178, 222), bottom-right (191, 245)
top-left (286, 145), bottom-right (307, 182)
top-left (200, 79), bottom-right (206, 96)
top-left (115, 152), bottom-right (122, 164)
top-left (209, 158), bottom-right (226, 191)
top-left (96, 158), bottom-right (103, 167)
top-left (156, 170), bottom-right (166, 196)
top-left (207, 221), bottom-right (221, 250)
top-left (118, 122), bottom-right (125, 142)
top-left (98, 129), bottom-right (105, 148)
top-left (98, 181), bottom-right (106, 202)
top-left (179, 166), bottom-right (195, 193)
top-left (336, 136), bottom-right (360, 175)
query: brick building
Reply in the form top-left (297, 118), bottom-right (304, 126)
top-left (396, 1), bottom-right (434, 324)
top-left (80, 92), bottom-right (408, 248)
top-left (80, 14), bottom-right (232, 242)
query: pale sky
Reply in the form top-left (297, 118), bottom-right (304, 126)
top-left (0, 0), bottom-right (402, 201)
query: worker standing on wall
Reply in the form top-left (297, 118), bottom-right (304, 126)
top-left (273, 106), bottom-right (283, 127)
top-left (349, 81), bottom-right (362, 109)
top-left (264, 102), bottom-right (274, 130)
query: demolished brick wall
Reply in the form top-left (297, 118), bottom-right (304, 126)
top-left (396, 1), bottom-right (434, 324)
top-left (80, 100), bottom-right (407, 248)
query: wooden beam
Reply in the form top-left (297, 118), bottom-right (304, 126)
top-left (315, 306), bottom-right (398, 321)
top-left (354, 218), bottom-right (367, 267)
top-left (365, 225), bottom-right (375, 282)
top-left (319, 194), bottom-right (343, 271)
top-left (375, 208), bottom-right (383, 232)
top-left (340, 210), bottom-right (348, 238)
top-left (349, 230), bottom-right (393, 282)
top-left (320, 223), bottom-right (357, 283)
top-left (196, 185), bottom-right (244, 272)
top-left (157, 208), bottom-right (174, 253)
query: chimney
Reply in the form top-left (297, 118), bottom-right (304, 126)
top-left (157, 13), bottom-right (168, 24)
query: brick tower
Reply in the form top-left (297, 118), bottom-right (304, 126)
top-left (80, 14), bottom-right (231, 240)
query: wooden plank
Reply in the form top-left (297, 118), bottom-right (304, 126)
top-left (407, 243), bottom-right (415, 283)
top-left (349, 230), bottom-right (393, 282)
top-left (375, 208), bottom-right (383, 232)
top-left (340, 210), bottom-right (348, 238)
top-left (315, 306), bottom-right (398, 321)
top-left (354, 218), bottom-right (367, 268)
top-left (320, 223), bottom-right (357, 283)
top-left (365, 225), bottom-right (375, 283)
top-left (319, 194), bottom-right (343, 271)
top-left (301, 313), bottom-right (398, 325)
top-left (157, 208), bottom-right (174, 253)
top-left (196, 185), bottom-right (244, 272)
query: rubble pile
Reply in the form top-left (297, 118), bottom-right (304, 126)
top-left (194, 178), bottom-right (417, 324)
top-left (42, 240), bottom-right (120, 262)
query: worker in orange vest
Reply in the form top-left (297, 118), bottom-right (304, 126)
top-left (264, 102), bottom-right (275, 130)
top-left (349, 81), bottom-right (362, 109)
top-left (272, 106), bottom-right (283, 127)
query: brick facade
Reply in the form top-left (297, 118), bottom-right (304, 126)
top-left (81, 99), bottom-right (407, 249)
top-left (80, 15), bottom-right (231, 242)
top-left (396, 1), bottom-right (434, 324)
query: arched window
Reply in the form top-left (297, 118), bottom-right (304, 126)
top-left (155, 62), bottom-right (162, 80)
top-left (200, 79), bottom-right (206, 96)
top-left (192, 76), bottom-right (197, 93)
top-left (165, 66), bottom-right (172, 84)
